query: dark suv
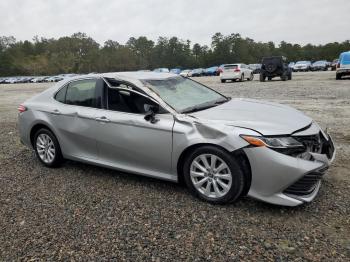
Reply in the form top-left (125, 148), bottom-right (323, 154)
top-left (260, 56), bottom-right (292, 81)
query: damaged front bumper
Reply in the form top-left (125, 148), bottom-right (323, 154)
top-left (243, 133), bottom-right (335, 206)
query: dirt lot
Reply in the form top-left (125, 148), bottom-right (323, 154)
top-left (0, 71), bottom-right (349, 261)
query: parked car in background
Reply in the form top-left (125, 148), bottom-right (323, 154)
top-left (191, 68), bottom-right (205, 77)
top-left (331, 59), bottom-right (339, 71)
top-left (153, 68), bottom-right (170, 73)
top-left (288, 62), bottom-right (295, 71)
top-left (294, 61), bottom-right (312, 72)
top-left (46, 76), bottom-right (64, 82)
top-left (220, 64), bottom-right (254, 83)
top-left (260, 56), bottom-right (292, 81)
top-left (170, 68), bottom-right (181, 74)
top-left (311, 61), bottom-right (329, 71)
top-left (217, 64), bottom-right (226, 75)
top-left (336, 51), bottom-right (350, 80)
top-left (5, 78), bottom-right (19, 84)
top-left (248, 64), bottom-right (262, 74)
top-left (18, 72), bottom-right (335, 206)
top-left (204, 66), bottom-right (219, 76)
top-left (179, 69), bottom-right (192, 77)
top-left (31, 76), bottom-right (48, 83)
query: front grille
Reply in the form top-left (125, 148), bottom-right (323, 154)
top-left (293, 134), bottom-right (322, 154)
top-left (274, 133), bottom-right (323, 157)
top-left (283, 168), bottom-right (327, 196)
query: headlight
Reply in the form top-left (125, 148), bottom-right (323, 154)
top-left (240, 135), bottom-right (304, 149)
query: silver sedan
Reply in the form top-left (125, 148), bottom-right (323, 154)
top-left (18, 72), bottom-right (335, 206)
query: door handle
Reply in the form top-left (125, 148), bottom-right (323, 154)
top-left (51, 109), bottom-right (61, 115)
top-left (95, 116), bottom-right (110, 123)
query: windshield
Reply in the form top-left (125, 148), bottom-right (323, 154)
top-left (296, 61), bottom-right (309, 64)
top-left (143, 77), bottom-right (228, 113)
top-left (340, 53), bottom-right (350, 64)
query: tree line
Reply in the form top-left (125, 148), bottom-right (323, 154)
top-left (0, 32), bottom-right (349, 76)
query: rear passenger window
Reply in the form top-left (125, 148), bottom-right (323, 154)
top-left (65, 79), bottom-right (98, 108)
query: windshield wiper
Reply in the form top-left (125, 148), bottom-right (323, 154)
top-left (214, 97), bottom-right (230, 105)
top-left (181, 97), bottom-right (230, 114)
top-left (181, 104), bottom-right (217, 114)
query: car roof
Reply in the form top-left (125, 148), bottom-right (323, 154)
top-left (72, 71), bottom-right (177, 81)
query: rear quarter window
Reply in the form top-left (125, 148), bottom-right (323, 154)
top-left (55, 85), bottom-right (67, 103)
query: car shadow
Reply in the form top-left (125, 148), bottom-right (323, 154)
top-left (43, 159), bottom-right (311, 212)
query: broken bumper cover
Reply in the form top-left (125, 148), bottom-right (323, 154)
top-left (243, 134), bottom-right (335, 206)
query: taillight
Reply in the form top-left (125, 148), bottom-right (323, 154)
top-left (234, 69), bottom-right (241, 72)
top-left (18, 104), bottom-right (27, 113)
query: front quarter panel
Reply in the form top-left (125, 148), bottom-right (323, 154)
top-left (171, 116), bottom-right (258, 176)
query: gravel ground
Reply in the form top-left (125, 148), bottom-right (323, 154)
top-left (0, 71), bottom-right (349, 261)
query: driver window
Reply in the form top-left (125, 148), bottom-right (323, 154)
top-left (107, 87), bottom-right (159, 114)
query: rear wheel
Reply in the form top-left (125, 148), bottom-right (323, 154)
top-left (221, 79), bottom-right (226, 83)
top-left (268, 77), bottom-right (272, 81)
top-left (288, 72), bottom-right (292, 80)
top-left (34, 128), bottom-right (63, 167)
top-left (247, 73), bottom-right (254, 81)
top-left (336, 73), bottom-right (342, 80)
top-left (239, 74), bottom-right (244, 82)
top-left (183, 146), bottom-right (245, 204)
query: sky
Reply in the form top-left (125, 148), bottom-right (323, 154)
top-left (1, 0), bottom-right (349, 46)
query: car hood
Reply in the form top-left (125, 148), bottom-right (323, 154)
top-left (190, 98), bottom-right (312, 136)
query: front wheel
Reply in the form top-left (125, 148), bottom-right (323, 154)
top-left (183, 146), bottom-right (245, 204)
top-left (239, 74), bottom-right (244, 82)
top-left (221, 79), bottom-right (226, 83)
top-left (34, 128), bottom-right (63, 167)
top-left (336, 73), bottom-right (342, 80)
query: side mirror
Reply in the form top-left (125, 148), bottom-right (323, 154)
top-left (144, 104), bottom-right (159, 124)
top-left (119, 90), bottom-right (130, 96)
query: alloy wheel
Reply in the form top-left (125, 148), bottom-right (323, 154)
top-left (36, 133), bottom-right (56, 164)
top-left (190, 154), bottom-right (232, 199)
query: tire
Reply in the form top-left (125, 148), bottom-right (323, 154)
top-left (259, 73), bottom-right (265, 82)
top-left (183, 146), bottom-right (245, 204)
top-left (268, 77), bottom-right (272, 81)
top-left (336, 73), bottom-right (342, 80)
top-left (281, 74), bottom-right (288, 81)
top-left (247, 73), bottom-right (254, 81)
top-left (239, 74), bottom-right (244, 82)
top-left (221, 79), bottom-right (226, 83)
top-left (288, 73), bottom-right (292, 80)
top-left (34, 128), bottom-right (63, 167)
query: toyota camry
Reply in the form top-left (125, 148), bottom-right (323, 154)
top-left (18, 72), bottom-right (335, 206)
